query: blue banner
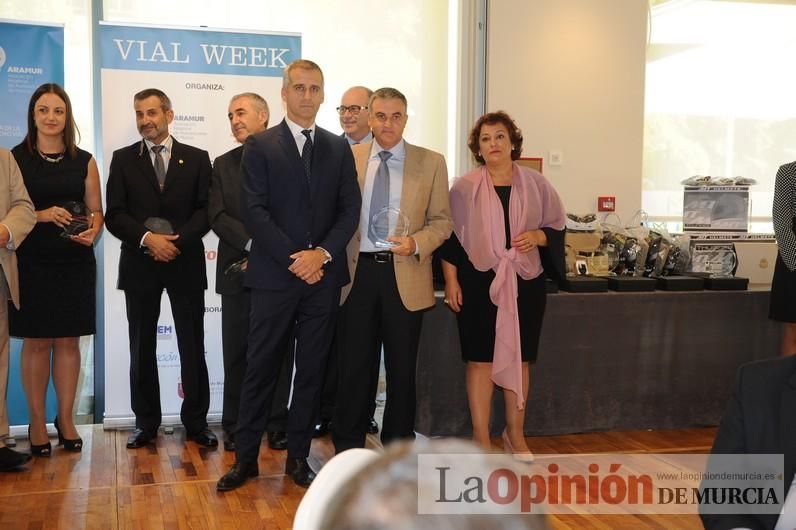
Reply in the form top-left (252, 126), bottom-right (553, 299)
top-left (0, 20), bottom-right (64, 149)
top-left (0, 20), bottom-right (63, 425)
top-left (100, 23), bottom-right (300, 77)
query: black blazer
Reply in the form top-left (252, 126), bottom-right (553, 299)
top-left (240, 120), bottom-right (361, 290)
top-left (105, 137), bottom-right (211, 292)
top-left (700, 356), bottom-right (796, 530)
top-left (209, 145), bottom-right (249, 296)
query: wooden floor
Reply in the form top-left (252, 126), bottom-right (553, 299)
top-left (0, 425), bottom-right (717, 529)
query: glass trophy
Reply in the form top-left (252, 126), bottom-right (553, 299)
top-left (711, 248), bottom-right (737, 278)
top-left (143, 217), bottom-right (175, 256)
top-left (60, 201), bottom-right (91, 238)
top-left (144, 217), bottom-right (175, 235)
top-left (224, 257), bottom-right (248, 276)
top-left (690, 243), bottom-right (737, 278)
top-left (369, 206), bottom-right (410, 248)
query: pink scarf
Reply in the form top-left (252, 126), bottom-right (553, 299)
top-left (449, 163), bottom-right (565, 409)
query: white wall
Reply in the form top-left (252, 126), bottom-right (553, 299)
top-left (487, 0), bottom-right (647, 222)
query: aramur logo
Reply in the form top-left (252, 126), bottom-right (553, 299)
top-left (0, 47), bottom-right (6, 70)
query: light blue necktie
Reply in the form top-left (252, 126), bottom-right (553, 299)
top-left (368, 150), bottom-right (393, 245)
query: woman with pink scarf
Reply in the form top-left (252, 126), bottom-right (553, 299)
top-left (439, 112), bottom-right (565, 461)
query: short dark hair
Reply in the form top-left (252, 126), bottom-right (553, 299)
top-left (24, 83), bottom-right (80, 158)
top-left (467, 111), bottom-right (524, 165)
top-left (369, 87), bottom-right (407, 111)
top-left (134, 88), bottom-right (172, 112)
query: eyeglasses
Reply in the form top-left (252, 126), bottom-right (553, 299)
top-left (336, 105), bottom-right (368, 115)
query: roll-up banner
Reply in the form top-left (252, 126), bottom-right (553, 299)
top-left (99, 22), bottom-right (300, 427)
top-left (0, 19), bottom-right (64, 425)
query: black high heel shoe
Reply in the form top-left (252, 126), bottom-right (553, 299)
top-left (28, 425), bottom-right (52, 457)
top-left (54, 416), bottom-right (83, 452)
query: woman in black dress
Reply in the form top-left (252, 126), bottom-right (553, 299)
top-left (11, 83), bottom-right (103, 455)
top-left (439, 112), bottom-right (565, 460)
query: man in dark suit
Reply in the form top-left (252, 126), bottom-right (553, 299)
top-left (106, 88), bottom-right (217, 450)
top-left (217, 60), bottom-right (361, 490)
top-left (700, 356), bottom-right (796, 530)
top-left (209, 92), bottom-right (291, 452)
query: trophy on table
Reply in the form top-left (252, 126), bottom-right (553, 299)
top-left (369, 206), bottom-right (410, 248)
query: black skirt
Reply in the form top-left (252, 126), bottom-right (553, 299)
top-left (10, 258), bottom-right (96, 338)
top-left (454, 267), bottom-right (547, 363)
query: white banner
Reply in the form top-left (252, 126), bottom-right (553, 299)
top-left (99, 22), bottom-right (301, 427)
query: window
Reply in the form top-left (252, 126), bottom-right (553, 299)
top-left (642, 0), bottom-right (796, 232)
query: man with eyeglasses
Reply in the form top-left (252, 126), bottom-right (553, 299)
top-left (338, 86), bottom-right (373, 145)
top-left (314, 86), bottom-right (380, 440)
top-left (333, 87), bottom-right (452, 453)
top-left (217, 60), bottom-right (360, 490)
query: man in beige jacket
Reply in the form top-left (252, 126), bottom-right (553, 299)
top-left (0, 148), bottom-right (36, 470)
top-left (333, 87), bottom-right (452, 453)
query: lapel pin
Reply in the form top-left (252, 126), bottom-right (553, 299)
top-left (179, 159), bottom-right (184, 165)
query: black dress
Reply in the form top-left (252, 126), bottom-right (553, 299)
top-left (10, 145), bottom-right (96, 338)
top-left (438, 186), bottom-right (563, 363)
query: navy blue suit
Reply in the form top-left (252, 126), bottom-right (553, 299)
top-left (235, 120), bottom-right (360, 461)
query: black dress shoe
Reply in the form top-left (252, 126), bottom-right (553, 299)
top-left (285, 457), bottom-right (316, 487)
top-left (217, 461), bottom-right (259, 491)
top-left (313, 419), bottom-right (331, 438)
top-left (187, 428), bottom-right (218, 448)
top-left (126, 428), bottom-right (157, 449)
top-left (0, 446), bottom-right (31, 471)
top-left (223, 432), bottom-right (236, 452)
top-left (267, 431), bottom-right (287, 450)
top-left (367, 417), bottom-right (379, 435)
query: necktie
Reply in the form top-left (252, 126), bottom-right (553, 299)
top-left (368, 150), bottom-right (393, 245)
top-left (151, 144), bottom-right (166, 190)
top-left (301, 129), bottom-right (313, 184)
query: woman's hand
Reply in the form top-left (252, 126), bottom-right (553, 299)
top-left (511, 229), bottom-right (546, 253)
top-left (38, 206), bottom-right (72, 228)
top-left (70, 226), bottom-right (99, 246)
top-left (444, 280), bottom-right (463, 313)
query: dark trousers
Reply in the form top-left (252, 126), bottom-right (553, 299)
top-left (333, 258), bottom-right (422, 453)
top-left (221, 291), bottom-right (293, 436)
top-left (318, 329), bottom-right (379, 422)
top-left (125, 287), bottom-right (209, 434)
top-left (235, 281), bottom-right (338, 462)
